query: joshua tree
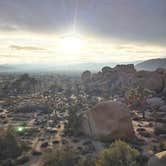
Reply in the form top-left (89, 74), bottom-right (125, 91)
top-left (126, 86), bottom-right (152, 119)
top-left (64, 105), bottom-right (82, 136)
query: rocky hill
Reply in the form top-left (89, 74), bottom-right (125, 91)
top-left (81, 64), bottom-right (166, 97)
top-left (136, 58), bottom-right (166, 71)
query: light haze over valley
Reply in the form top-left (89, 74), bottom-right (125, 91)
top-left (0, 1), bottom-right (166, 166)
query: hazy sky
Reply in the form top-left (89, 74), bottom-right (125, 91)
top-left (0, 0), bottom-right (166, 65)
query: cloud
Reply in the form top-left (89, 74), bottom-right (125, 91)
top-left (0, 54), bottom-right (18, 58)
top-left (0, 0), bottom-right (165, 44)
top-left (9, 45), bottom-right (48, 51)
top-left (0, 24), bottom-right (20, 31)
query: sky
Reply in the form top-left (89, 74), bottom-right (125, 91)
top-left (0, 0), bottom-right (166, 66)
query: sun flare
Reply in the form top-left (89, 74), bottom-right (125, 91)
top-left (58, 34), bottom-right (84, 53)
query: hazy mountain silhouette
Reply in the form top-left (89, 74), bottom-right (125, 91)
top-left (0, 62), bottom-right (120, 73)
top-left (136, 58), bottom-right (166, 71)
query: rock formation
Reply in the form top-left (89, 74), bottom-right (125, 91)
top-left (114, 64), bottom-right (136, 73)
top-left (82, 101), bottom-right (135, 141)
top-left (81, 64), bottom-right (166, 97)
top-left (81, 70), bottom-right (91, 83)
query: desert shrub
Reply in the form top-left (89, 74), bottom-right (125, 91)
top-left (43, 148), bottom-right (96, 166)
top-left (0, 126), bottom-right (23, 160)
top-left (96, 140), bottom-right (139, 166)
top-left (77, 156), bottom-right (96, 166)
top-left (43, 149), bottom-right (77, 166)
top-left (43, 141), bottom-right (141, 166)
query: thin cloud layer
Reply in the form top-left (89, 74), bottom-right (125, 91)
top-left (0, 0), bottom-right (166, 65)
top-left (0, 0), bottom-right (165, 44)
top-left (10, 45), bottom-right (47, 51)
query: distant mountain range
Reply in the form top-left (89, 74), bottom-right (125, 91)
top-left (0, 58), bottom-right (165, 73)
top-left (0, 62), bottom-right (121, 73)
top-left (0, 65), bottom-right (13, 72)
top-left (135, 58), bottom-right (166, 71)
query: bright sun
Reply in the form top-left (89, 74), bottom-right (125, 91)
top-left (58, 34), bottom-right (84, 53)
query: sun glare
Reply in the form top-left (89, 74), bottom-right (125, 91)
top-left (58, 34), bottom-right (84, 53)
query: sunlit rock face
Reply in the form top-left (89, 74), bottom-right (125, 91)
top-left (148, 151), bottom-right (166, 166)
top-left (82, 101), bottom-right (135, 141)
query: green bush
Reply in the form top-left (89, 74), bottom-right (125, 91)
top-left (43, 149), bottom-right (76, 166)
top-left (43, 141), bottom-right (141, 166)
top-left (43, 149), bottom-right (96, 166)
top-left (96, 140), bottom-right (139, 166)
top-left (77, 156), bottom-right (96, 166)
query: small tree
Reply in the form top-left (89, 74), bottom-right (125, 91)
top-left (126, 86), bottom-right (152, 119)
top-left (96, 140), bottom-right (139, 166)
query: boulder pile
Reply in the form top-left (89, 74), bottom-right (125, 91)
top-left (81, 65), bottom-right (166, 96)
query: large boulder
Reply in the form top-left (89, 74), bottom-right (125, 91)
top-left (102, 66), bottom-right (113, 73)
top-left (148, 151), bottom-right (166, 166)
top-left (82, 101), bottom-right (135, 141)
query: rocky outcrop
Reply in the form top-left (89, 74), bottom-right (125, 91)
top-left (82, 101), bottom-right (135, 141)
top-left (148, 151), bottom-right (166, 166)
top-left (81, 65), bottom-right (166, 96)
top-left (114, 64), bottom-right (136, 73)
top-left (81, 70), bottom-right (91, 83)
top-left (81, 64), bottom-right (136, 96)
top-left (102, 66), bottom-right (113, 73)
